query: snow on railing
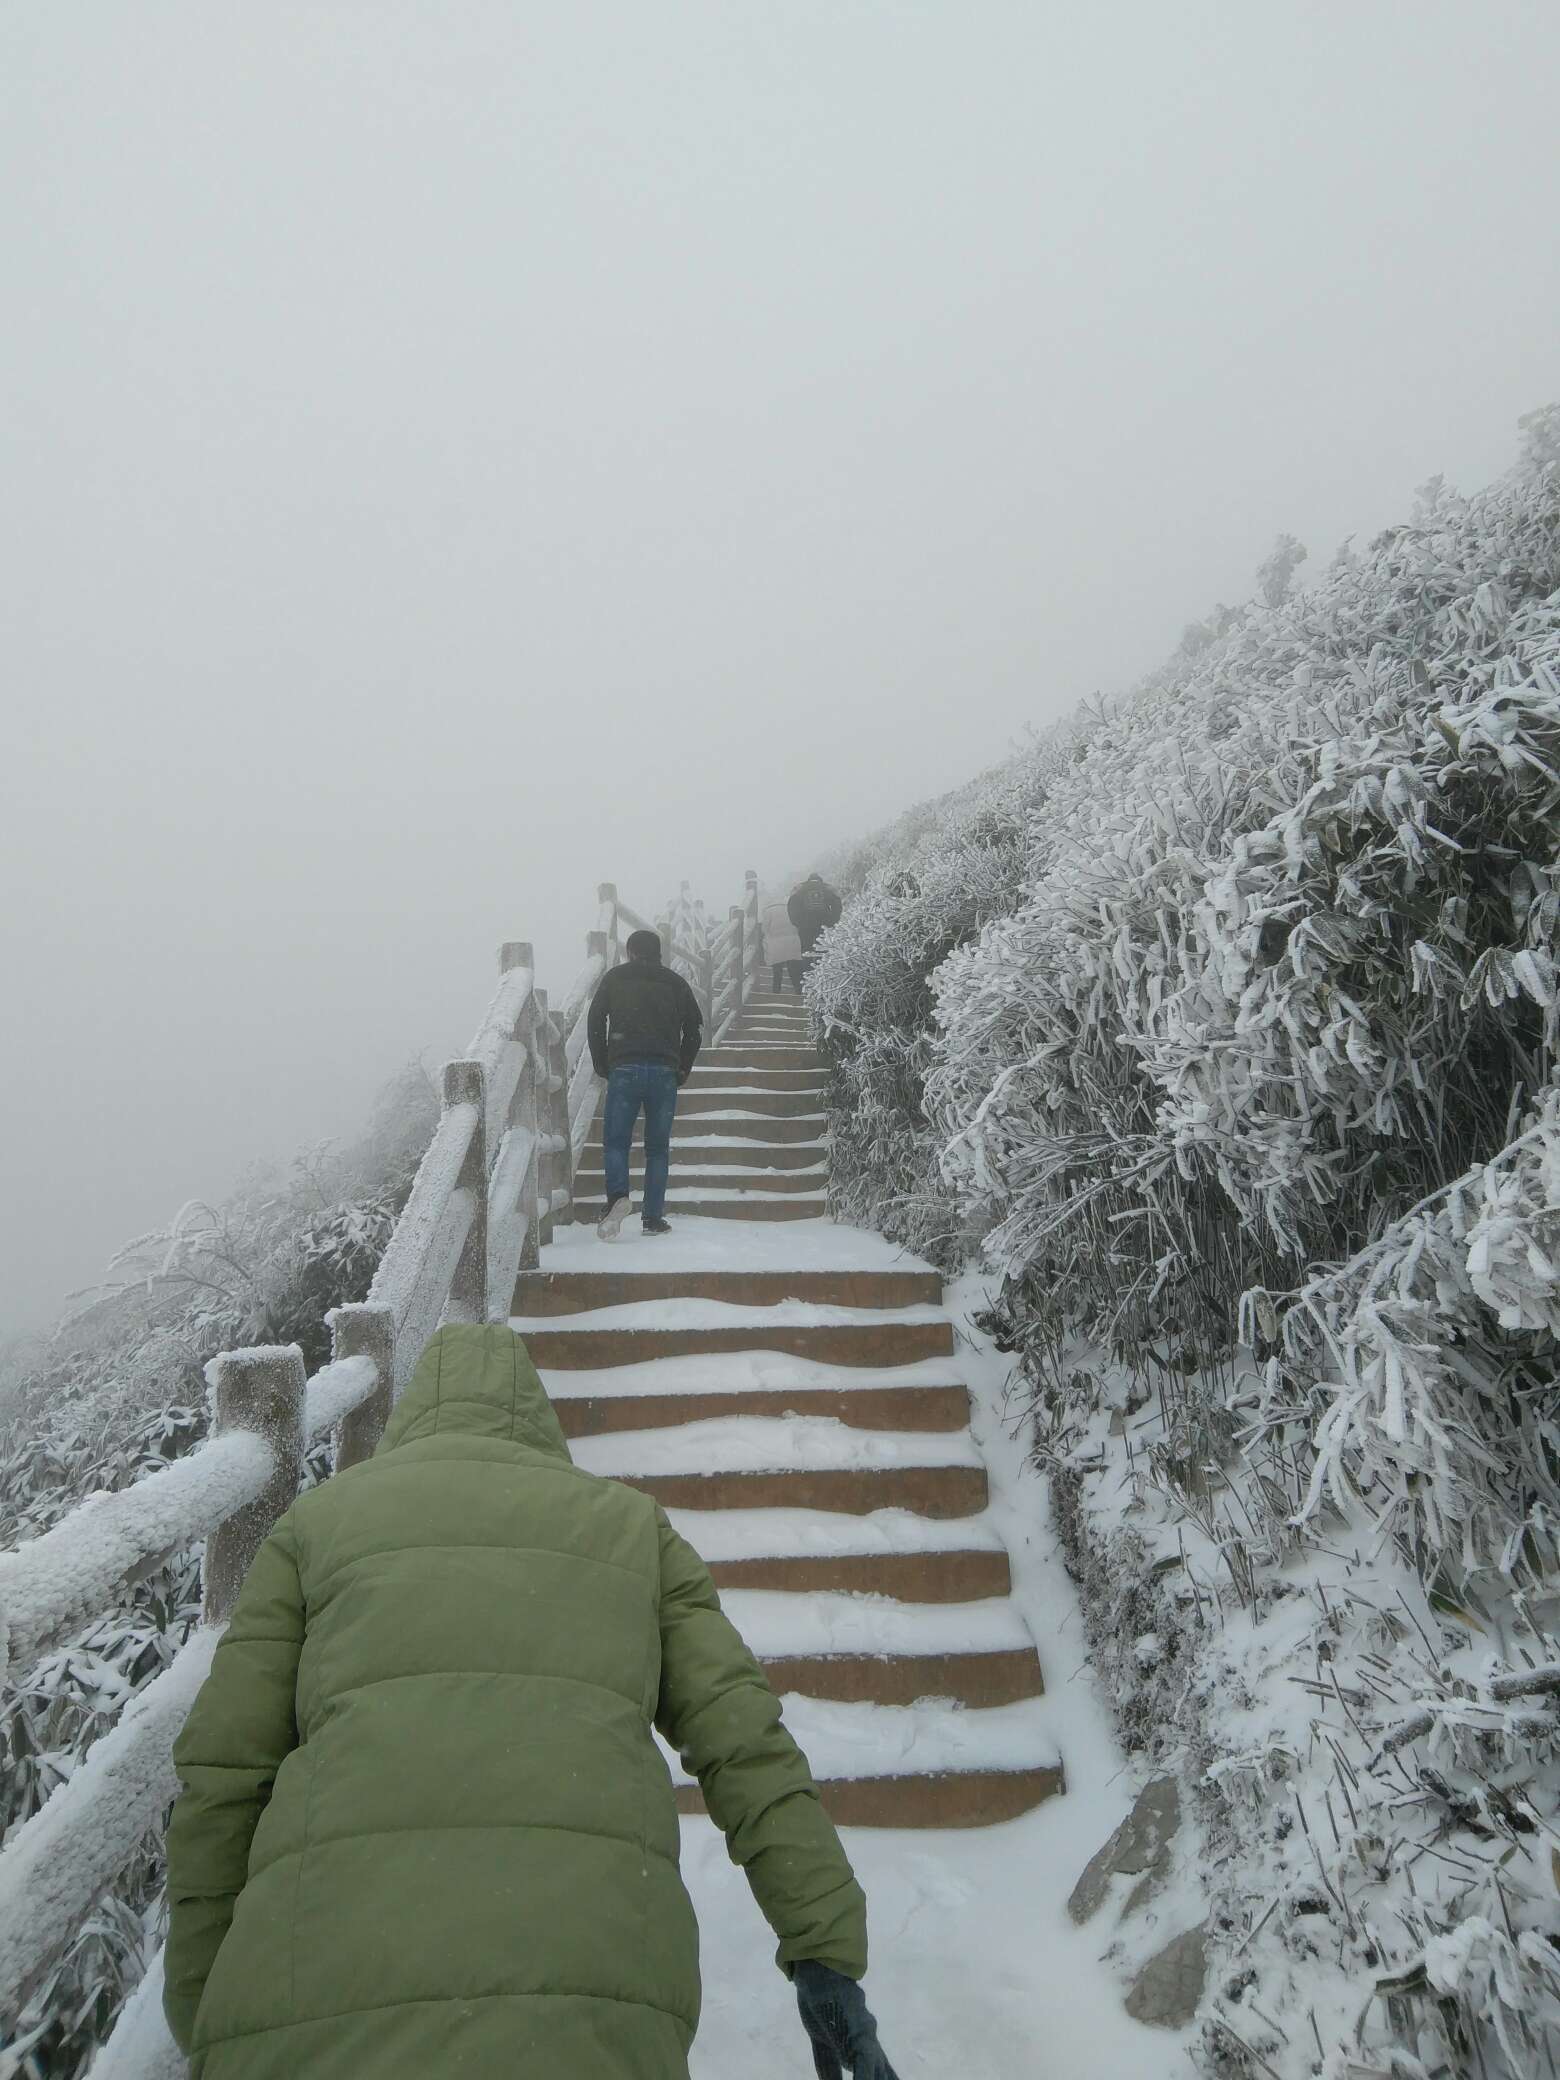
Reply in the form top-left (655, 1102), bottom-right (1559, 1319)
top-left (0, 869), bottom-right (763, 2070)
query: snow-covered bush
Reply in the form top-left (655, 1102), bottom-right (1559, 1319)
top-left (807, 752), bottom-right (1069, 1264)
top-left (812, 410), bottom-right (1560, 2077)
top-left (0, 1060), bottom-right (435, 2080)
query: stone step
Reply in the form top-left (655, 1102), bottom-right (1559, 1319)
top-left (666, 1695), bottom-right (1064, 1829)
top-left (701, 1047), bottom-right (820, 1071)
top-left (586, 1114), bottom-right (825, 1145)
top-left (761, 1646), bottom-right (1041, 1709)
top-left (726, 1591), bottom-right (1044, 1709)
top-left (670, 1501), bottom-right (1012, 1601)
top-left (608, 1460), bottom-right (988, 1517)
top-left (678, 1090), bottom-right (823, 1117)
top-left (555, 1380), bottom-right (969, 1437)
top-left (574, 1166), bottom-right (826, 1195)
top-left (572, 1195), bottom-right (829, 1222)
top-left (687, 1067), bottom-right (827, 1091)
top-left (515, 1307), bottom-right (955, 1369)
top-left (708, 1544), bottom-right (1011, 1601)
top-left (729, 1026), bottom-right (816, 1044)
top-left (580, 1139), bottom-right (823, 1170)
top-left (517, 1268), bottom-right (943, 1313)
top-left (679, 1765), bottom-right (1064, 1829)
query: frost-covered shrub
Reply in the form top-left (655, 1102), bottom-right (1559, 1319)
top-left (813, 411), bottom-right (1560, 2078)
top-left (0, 1061), bottom-right (435, 2080)
top-left (808, 753), bottom-right (1066, 1264)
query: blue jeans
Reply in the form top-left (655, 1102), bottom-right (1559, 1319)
top-left (602, 1061), bottom-right (680, 1220)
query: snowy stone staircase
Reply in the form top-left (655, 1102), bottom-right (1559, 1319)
top-left (511, 990), bottom-right (1064, 1829)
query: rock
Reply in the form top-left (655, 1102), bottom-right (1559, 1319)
top-left (1124, 1924), bottom-right (1208, 2028)
top-left (1066, 1775), bottom-right (1180, 1924)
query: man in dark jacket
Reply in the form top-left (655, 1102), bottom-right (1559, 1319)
top-left (164, 1323), bottom-right (902, 2080)
top-left (787, 874), bottom-right (843, 961)
top-left (587, 929), bottom-right (703, 1237)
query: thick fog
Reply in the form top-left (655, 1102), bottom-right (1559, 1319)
top-left (3, 2), bottom-right (1557, 1336)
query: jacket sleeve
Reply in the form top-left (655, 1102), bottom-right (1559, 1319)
top-left (678, 981), bottom-right (702, 1080)
top-left (163, 1521), bottom-right (306, 2053)
top-left (821, 887), bottom-right (842, 927)
top-left (587, 973), bottom-right (611, 1078)
top-left (786, 890), bottom-right (805, 929)
top-left (653, 1510), bottom-right (867, 1979)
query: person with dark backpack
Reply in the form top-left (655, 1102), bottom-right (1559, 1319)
top-left (787, 874), bottom-right (843, 970)
top-left (586, 929), bottom-right (703, 1237)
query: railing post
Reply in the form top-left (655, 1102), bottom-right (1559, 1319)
top-left (598, 883), bottom-right (620, 967)
top-left (534, 988), bottom-right (558, 1247)
top-left (728, 903), bottom-right (744, 1027)
top-left (516, 989), bottom-right (544, 1273)
top-left (202, 1347), bottom-right (306, 1624)
top-left (330, 1302), bottom-right (396, 1469)
top-left (442, 1057), bottom-right (489, 1323)
top-left (744, 869), bottom-right (761, 1008)
top-left (546, 1010), bottom-right (574, 1225)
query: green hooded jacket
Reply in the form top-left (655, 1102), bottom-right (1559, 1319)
top-left (164, 1323), bottom-right (867, 2079)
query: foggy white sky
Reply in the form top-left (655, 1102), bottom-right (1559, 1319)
top-left (3, 2), bottom-right (1558, 1336)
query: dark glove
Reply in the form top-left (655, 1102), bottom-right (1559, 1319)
top-left (794, 1961), bottom-right (901, 2080)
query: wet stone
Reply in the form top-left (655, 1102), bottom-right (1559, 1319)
top-left (1066, 1774), bottom-right (1180, 1924)
top-left (1124, 1924), bottom-right (1208, 2029)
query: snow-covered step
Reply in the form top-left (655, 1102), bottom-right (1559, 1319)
top-left (571, 1191), bottom-right (830, 1223)
top-left (578, 1138), bottom-right (823, 1169)
top-left (673, 1505), bottom-right (1015, 1597)
top-left (534, 1218), bottom-right (934, 1278)
top-left (574, 1165), bottom-right (828, 1195)
top-left (519, 1264), bottom-right (942, 1313)
top-left (678, 1089), bottom-right (824, 1116)
top-left (667, 1501), bottom-right (1006, 1558)
top-left (513, 1297), bottom-right (954, 1369)
top-left (687, 1067), bottom-right (826, 1091)
top-left (722, 1588), bottom-right (1031, 1659)
top-left (573, 1416), bottom-right (982, 1479)
top-left (673, 1503), bottom-right (1012, 1601)
top-left (701, 1047), bottom-right (820, 1070)
top-left (664, 1695), bottom-right (1065, 1829)
top-left (569, 1414), bottom-right (987, 1518)
top-left (553, 1372), bottom-right (967, 1437)
top-left (584, 1113), bottom-right (826, 1145)
top-left (720, 1587), bottom-right (1041, 1706)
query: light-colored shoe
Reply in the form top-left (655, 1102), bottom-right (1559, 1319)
top-left (597, 1195), bottom-right (630, 1241)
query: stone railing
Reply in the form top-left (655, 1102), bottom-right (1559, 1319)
top-left (0, 871), bottom-right (761, 2078)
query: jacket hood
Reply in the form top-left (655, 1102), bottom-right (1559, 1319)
top-left (378, 1323), bottom-right (573, 1463)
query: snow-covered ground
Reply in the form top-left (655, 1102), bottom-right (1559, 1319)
top-left (539, 1214), bottom-right (933, 1273)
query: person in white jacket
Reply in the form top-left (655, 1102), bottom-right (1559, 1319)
top-left (761, 899), bottom-right (805, 992)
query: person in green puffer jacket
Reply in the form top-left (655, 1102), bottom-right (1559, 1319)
top-left (163, 1322), bottom-right (897, 2079)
